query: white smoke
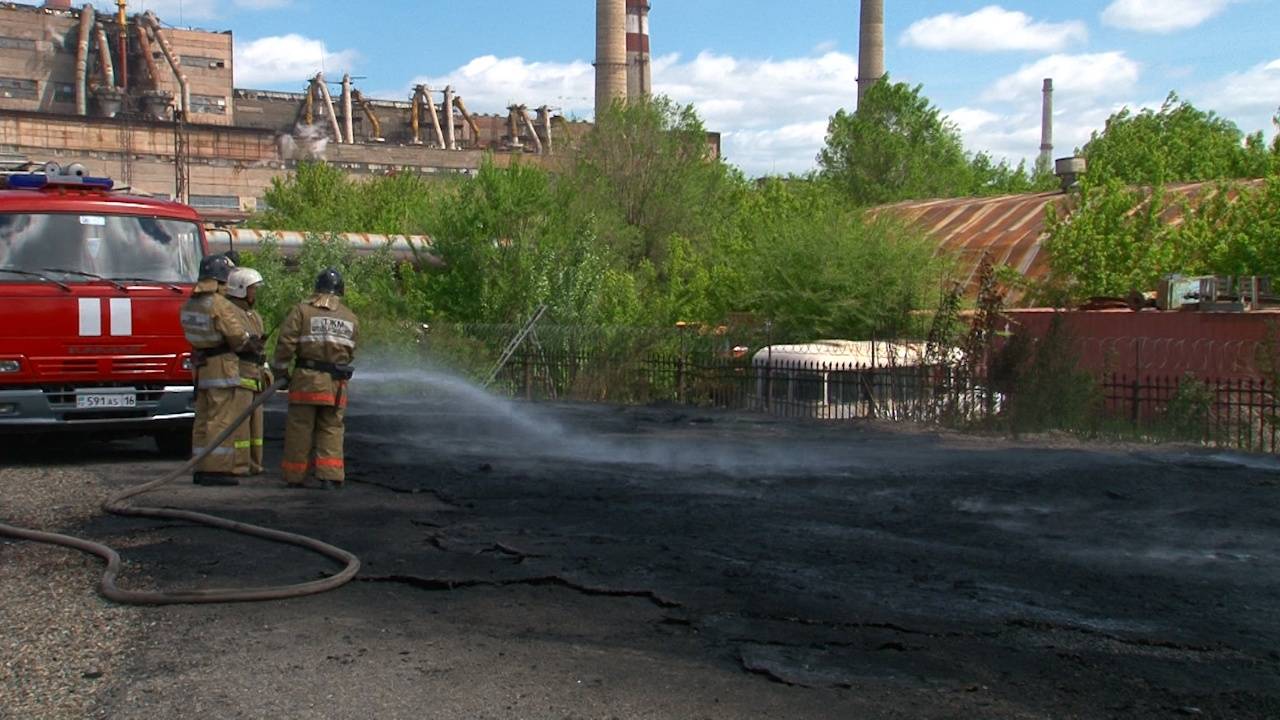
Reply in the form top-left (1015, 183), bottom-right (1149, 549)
top-left (277, 123), bottom-right (330, 161)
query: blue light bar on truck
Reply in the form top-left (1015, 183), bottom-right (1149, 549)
top-left (4, 173), bottom-right (114, 190)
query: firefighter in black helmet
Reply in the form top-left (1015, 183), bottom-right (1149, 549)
top-left (181, 254), bottom-right (260, 486)
top-left (271, 268), bottom-right (360, 489)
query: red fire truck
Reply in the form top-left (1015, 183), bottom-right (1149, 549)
top-left (0, 163), bottom-right (206, 454)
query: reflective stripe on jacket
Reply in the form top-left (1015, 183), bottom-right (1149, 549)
top-left (272, 293), bottom-right (359, 407)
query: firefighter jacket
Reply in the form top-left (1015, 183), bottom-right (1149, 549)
top-left (229, 297), bottom-right (271, 392)
top-left (181, 280), bottom-right (253, 390)
top-left (271, 293), bottom-right (359, 407)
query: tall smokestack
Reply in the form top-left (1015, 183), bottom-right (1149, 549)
top-left (1039, 78), bottom-right (1054, 170)
top-left (626, 0), bottom-right (651, 99)
top-left (595, 0), bottom-right (627, 118)
top-left (857, 0), bottom-right (885, 109)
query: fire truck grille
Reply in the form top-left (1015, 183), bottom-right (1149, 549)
top-left (32, 358), bottom-right (100, 375)
top-left (111, 356), bottom-right (171, 374)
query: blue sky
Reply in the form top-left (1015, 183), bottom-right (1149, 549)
top-left (68, 0), bottom-right (1280, 175)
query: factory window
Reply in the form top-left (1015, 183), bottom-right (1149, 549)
top-left (53, 82), bottom-right (75, 104)
top-left (181, 55), bottom-right (227, 70)
top-left (0, 36), bottom-right (36, 51)
top-left (189, 94), bottom-right (227, 115)
top-left (0, 77), bottom-right (37, 101)
top-left (188, 195), bottom-right (240, 210)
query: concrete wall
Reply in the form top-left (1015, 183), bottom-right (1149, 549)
top-left (0, 109), bottom-right (564, 218)
top-left (0, 4), bottom-right (80, 115)
top-left (0, 4), bottom-right (234, 125)
top-left (152, 26), bottom-right (235, 126)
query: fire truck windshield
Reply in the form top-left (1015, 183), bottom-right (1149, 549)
top-left (0, 213), bottom-right (202, 284)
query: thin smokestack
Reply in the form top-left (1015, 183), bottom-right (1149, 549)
top-left (595, 0), bottom-right (627, 118)
top-left (1040, 78), bottom-right (1054, 168)
top-left (626, 0), bottom-right (651, 100)
top-left (857, 0), bottom-right (885, 108)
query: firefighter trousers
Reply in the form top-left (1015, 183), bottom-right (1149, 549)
top-left (233, 402), bottom-right (266, 475)
top-left (281, 403), bottom-right (346, 484)
top-left (192, 387), bottom-right (252, 475)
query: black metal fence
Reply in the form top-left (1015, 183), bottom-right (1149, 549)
top-left (1100, 374), bottom-right (1278, 454)
top-left (424, 324), bottom-right (1279, 455)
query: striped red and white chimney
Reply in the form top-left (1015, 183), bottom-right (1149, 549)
top-left (626, 0), bottom-right (651, 99)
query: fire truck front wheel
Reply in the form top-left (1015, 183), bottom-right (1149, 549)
top-left (154, 428), bottom-right (193, 458)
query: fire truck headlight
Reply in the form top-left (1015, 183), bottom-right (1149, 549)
top-left (0, 360), bottom-right (21, 374)
top-left (180, 356), bottom-right (193, 372)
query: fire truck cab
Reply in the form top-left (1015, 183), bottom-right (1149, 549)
top-left (0, 163), bottom-right (206, 453)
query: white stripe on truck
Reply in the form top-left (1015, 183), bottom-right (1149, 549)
top-left (78, 298), bottom-right (101, 337)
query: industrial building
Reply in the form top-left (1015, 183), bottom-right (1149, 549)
top-left (0, 0), bottom-right (604, 220)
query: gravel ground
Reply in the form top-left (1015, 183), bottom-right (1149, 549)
top-left (0, 464), bottom-right (138, 720)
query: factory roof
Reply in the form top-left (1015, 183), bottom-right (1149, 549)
top-left (877, 179), bottom-right (1265, 295)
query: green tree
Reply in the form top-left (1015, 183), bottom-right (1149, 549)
top-left (1082, 93), bottom-right (1271, 185)
top-left (566, 96), bottom-right (743, 267)
top-left (819, 79), bottom-right (1052, 205)
top-left (820, 80), bottom-right (975, 205)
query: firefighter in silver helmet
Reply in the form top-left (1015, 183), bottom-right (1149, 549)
top-left (271, 268), bottom-right (359, 489)
top-left (225, 267), bottom-right (273, 476)
top-left (180, 254), bottom-right (260, 486)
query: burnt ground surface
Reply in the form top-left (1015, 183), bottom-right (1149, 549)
top-left (7, 385), bottom-right (1280, 719)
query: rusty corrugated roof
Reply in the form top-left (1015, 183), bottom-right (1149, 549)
top-left (876, 180), bottom-right (1263, 295)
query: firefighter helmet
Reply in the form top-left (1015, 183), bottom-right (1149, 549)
top-left (226, 267), bottom-right (264, 299)
top-left (198, 254), bottom-right (234, 283)
top-left (314, 267), bottom-right (345, 296)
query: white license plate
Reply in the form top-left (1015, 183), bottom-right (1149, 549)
top-left (76, 393), bottom-right (138, 409)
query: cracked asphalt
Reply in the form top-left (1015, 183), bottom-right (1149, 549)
top-left (9, 385), bottom-right (1280, 719)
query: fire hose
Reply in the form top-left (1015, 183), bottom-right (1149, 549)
top-left (0, 378), bottom-right (361, 605)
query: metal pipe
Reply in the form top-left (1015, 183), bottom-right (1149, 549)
top-left (424, 86), bottom-right (445, 148)
top-left (145, 12), bottom-right (188, 114)
top-left (537, 105), bottom-right (553, 154)
top-left (443, 85), bottom-right (456, 150)
top-left (94, 22), bottom-right (116, 87)
top-left (351, 90), bottom-right (382, 142)
top-left (506, 105), bottom-right (523, 149)
top-left (315, 73), bottom-right (343, 143)
top-left (300, 76), bottom-right (316, 126)
top-left (135, 20), bottom-right (161, 89)
top-left (74, 5), bottom-right (95, 114)
top-left (452, 96), bottom-right (481, 147)
top-left (116, 0), bottom-right (128, 91)
top-left (519, 106), bottom-right (543, 154)
top-left (409, 86), bottom-right (423, 145)
top-left (341, 74), bottom-right (354, 144)
top-left (857, 0), bottom-right (885, 109)
top-left (595, 0), bottom-right (627, 117)
top-left (206, 228), bottom-right (441, 266)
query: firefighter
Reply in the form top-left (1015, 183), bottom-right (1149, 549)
top-left (181, 254), bottom-right (261, 486)
top-left (271, 268), bottom-right (359, 490)
top-left (225, 267), bottom-right (273, 476)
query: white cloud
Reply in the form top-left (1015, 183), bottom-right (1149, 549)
top-left (984, 52), bottom-right (1141, 103)
top-left (902, 6), bottom-right (1088, 53)
top-left (1102, 0), bottom-right (1235, 34)
top-left (1196, 58), bottom-right (1280, 140)
top-left (411, 56), bottom-right (595, 115)
top-left (234, 34), bottom-right (359, 87)
top-left (418, 50), bottom-right (860, 176)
